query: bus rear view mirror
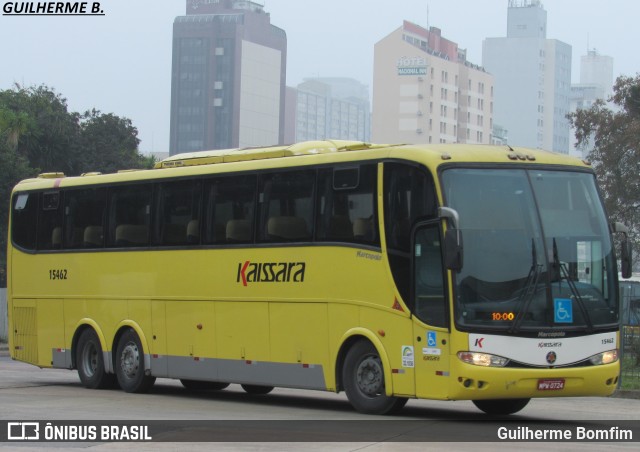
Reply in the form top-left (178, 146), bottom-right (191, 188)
top-left (439, 207), bottom-right (463, 272)
top-left (621, 239), bottom-right (633, 279)
top-left (612, 222), bottom-right (633, 279)
top-left (444, 228), bottom-right (463, 272)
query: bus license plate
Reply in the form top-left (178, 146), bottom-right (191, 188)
top-left (537, 379), bottom-right (565, 391)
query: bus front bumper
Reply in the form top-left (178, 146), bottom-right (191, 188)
top-left (447, 360), bottom-right (620, 400)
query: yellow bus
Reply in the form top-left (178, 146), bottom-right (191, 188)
top-left (7, 140), bottom-right (631, 415)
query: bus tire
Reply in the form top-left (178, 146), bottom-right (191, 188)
top-left (342, 340), bottom-right (408, 415)
top-left (472, 398), bottom-right (530, 415)
top-left (241, 384), bottom-right (274, 395)
top-left (115, 328), bottom-right (155, 393)
top-left (181, 380), bottom-right (230, 391)
top-left (76, 328), bottom-right (117, 389)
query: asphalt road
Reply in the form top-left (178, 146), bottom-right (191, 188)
top-left (0, 350), bottom-right (638, 451)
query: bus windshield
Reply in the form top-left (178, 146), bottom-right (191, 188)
top-left (441, 168), bottom-right (618, 332)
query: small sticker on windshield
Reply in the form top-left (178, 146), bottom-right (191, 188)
top-left (554, 298), bottom-right (573, 323)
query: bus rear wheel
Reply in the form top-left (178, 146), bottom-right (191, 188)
top-left (76, 328), bottom-right (117, 389)
top-left (472, 398), bottom-right (530, 415)
top-left (115, 328), bottom-right (155, 393)
top-left (181, 380), bottom-right (230, 391)
top-left (241, 384), bottom-right (274, 395)
top-left (342, 340), bottom-right (408, 415)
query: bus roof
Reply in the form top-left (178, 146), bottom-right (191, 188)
top-left (156, 141), bottom-right (588, 169)
top-left (14, 141), bottom-right (591, 191)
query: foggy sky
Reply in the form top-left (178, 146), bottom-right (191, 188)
top-left (1, 0), bottom-right (638, 154)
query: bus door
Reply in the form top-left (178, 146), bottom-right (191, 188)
top-left (411, 222), bottom-right (451, 399)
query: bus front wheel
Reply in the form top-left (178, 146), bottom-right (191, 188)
top-left (342, 340), bottom-right (408, 415)
top-left (472, 398), bottom-right (530, 415)
top-left (76, 328), bottom-right (117, 389)
top-left (115, 328), bottom-right (155, 393)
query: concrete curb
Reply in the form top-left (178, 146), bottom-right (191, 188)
top-left (0, 343), bottom-right (8, 357)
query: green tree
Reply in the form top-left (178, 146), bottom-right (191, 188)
top-left (568, 75), bottom-right (640, 268)
top-left (0, 108), bottom-right (33, 150)
top-left (0, 84), bottom-right (82, 175)
top-left (0, 84), bottom-right (153, 286)
top-left (77, 109), bottom-right (153, 174)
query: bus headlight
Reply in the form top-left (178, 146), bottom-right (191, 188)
top-left (589, 349), bottom-right (619, 365)
top-left (457, 351), bottom-right (509, 367)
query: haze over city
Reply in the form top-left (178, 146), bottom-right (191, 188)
top-left (1, 0), bottom-right (638, 153)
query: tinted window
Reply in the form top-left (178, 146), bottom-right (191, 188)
top-left (384, 163), bottom-right (437, 252)
top-left (317, 164), bottom-right (378, 245)
top-left (37, 191), bottom-right (63, 250)
top-left (384, 163), bottom-right (437, 303)
top-left (11, 192), bottom-right (38, 251)
top-left (108, 185), bottom-right (153, 247)
top-left (204, 175), bottom-right (256, 244)
top-left (64, 188), bottom-right (107, 248)
top-left (155, 179), bottom-right (202, 246)
top-left (259, 170), bottom-right (315, 242)
top-left (414, 224), bottom-right (447, 327)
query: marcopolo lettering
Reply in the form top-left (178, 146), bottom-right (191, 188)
top-left (237, 260), bottom-right (306, 286)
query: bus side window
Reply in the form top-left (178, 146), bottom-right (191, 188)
top-left (154, 179), bottom-right (202, 246)
top-left (107, 184), bottom-right (153, 247)
top-left (384, 163), bottom-right (437, 304)
top-left (316, 164), bottom-right (379, 245)
top-left (37, 191), bottom-right (63, 251)
top-left (64, 188), bottom-right (107, 249)
top-left (204, 174), bottom-right (257, 244)
top-left (258, 170), bottom-right (315, 242)
top-left (11, 193), bottom-right (38, 251)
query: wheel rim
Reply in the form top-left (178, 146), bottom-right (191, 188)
top-left (81, 342), bottom-right (99, 378)
top-left (120, 341), bottom-right (140, 379)
top-left (355, 354), bottom-right (383, 397)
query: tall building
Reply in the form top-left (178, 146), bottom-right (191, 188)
top-left (169, 0), bottom-right (287, 155)
top-left (293, 77), bottom-right (371, 142)
top-left (580, 49), bottom-right (614, 93)
top-left (483, 0), bottom-right (572, 153)
top-left (373, 21), bottom-right (493, 145)
top-left (571, 49), bottom-right (614, 111)
top-left (570, 49), bottom-right (614, 156)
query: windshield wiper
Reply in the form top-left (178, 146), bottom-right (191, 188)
top-left (551, 238), bottom-right (594, 332)
top-left (510, 238), bottom-right (543, 333)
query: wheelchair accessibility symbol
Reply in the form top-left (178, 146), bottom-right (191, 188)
top-left (554, 298), bottom-right (573, 323)
top-left (427, 331), bottom-right (437, 347)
